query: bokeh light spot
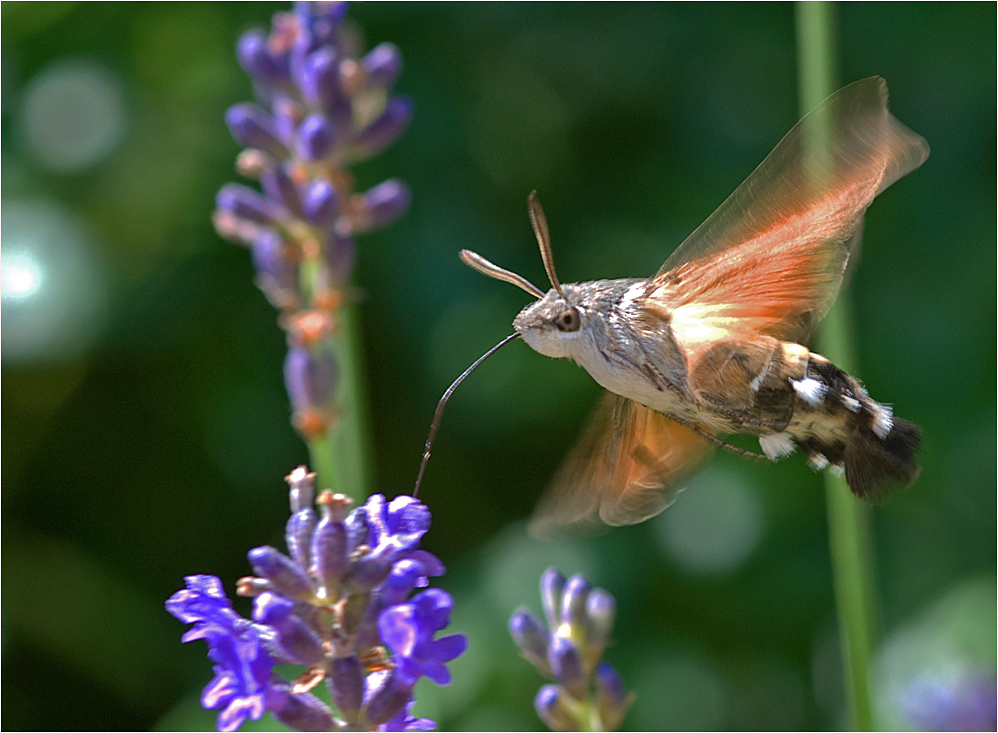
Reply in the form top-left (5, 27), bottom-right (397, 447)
top-left (2, 253), bottom-right (43, 300)
top-left (653, 467), bottom-right (765, 576)
top-left (1, 199), bottom-right (108, 363)
top-left (20, 60), bottom-right (126, 172)
top-left (632, 653), bottom-right (729, 730)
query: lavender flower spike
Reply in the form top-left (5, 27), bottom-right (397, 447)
top-left (213, 0), bottom-right (412, 440)
top-left (510, 568), bottom-right (635, 732)
top-left (168, 467), bottom-right (465, 732)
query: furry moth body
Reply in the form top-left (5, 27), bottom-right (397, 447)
top-left (461, 77), bottom-right (928, 532)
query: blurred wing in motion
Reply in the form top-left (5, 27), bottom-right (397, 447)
top-left (651, 76), bottom-right (929, 349)
top-left (529, 393), bottom-right (712, 536)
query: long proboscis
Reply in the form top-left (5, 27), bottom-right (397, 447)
top-left (412, 332), bottom-right (521, 497)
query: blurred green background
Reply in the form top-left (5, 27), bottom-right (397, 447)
top-left (3, 2), bottom-right (995, 730)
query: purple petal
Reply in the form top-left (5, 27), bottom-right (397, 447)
top-left (540, 567), bottom-right (567, 631)
top-left (268, 685), bottom-right (335, 732)
top-left (247, 545), bottom-right (313, 599)
top-left (284, 346), bottom-right (338, 414)
top-left (362, 43), bottom-right (403, 88)
top-left (250, 229), bottom-right (297, 292)
top-left (285, 508), bottom-right (317, 569)
top-left (303, 180), bottom-right (339, 227)
top-left (357, 178), bottom-right (411, 231)
top-left (261, 164), bottom-right (304, 218)
top-left (237, 29), bottom-right (289, 83)
top-left (297, 114), bottom-right (336, 161)
top-left (353, 96), bottom-right (413, 158)
top-left (309, 511), bottom-right (348, 588)
top-left (560, 575), bottom-right (591, 630)
top-left (216, 184), bottom-right (281, 225)
top-left (328, 656), bottom-right (365, 723)
top-left (225, 103), bottom-right (287, 157)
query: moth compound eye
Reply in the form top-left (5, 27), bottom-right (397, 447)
top-left (554, 306), bottom-right (581, 333)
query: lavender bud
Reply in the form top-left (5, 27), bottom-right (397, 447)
top-left (285, 465), bottom-right (316, 512)
top-left (300, 49), bottom-right (342, 111)
top-left (285, 508), bottom-right (317, 569)
top-left (594, 662), bottom-right (630, 731)
top-left (362, 42), bottom-right (403, 87)
top-left (344, 505), bottom-right (372, 554)
top-left (269, 685), bottom-right (335, 733)
top-left (251, 230), bottom-right (298, 292)
top-left (353, 95), bottom-right (413, 157)
top-left (237, 29), bottom-right (288, 83)
top-left (356, 178), bottom-right (410, 231)
top-left (284, 346), bottom-right (337, 414)
top-left (294, 1), bottom-right (346, 48)
top-left (253, 593), bottom-right (324, 665)
top-left (535, 684), bottom-right (578, 732)
top-left (225, 103), bottom-right (287, 157)
top-left (272, 97), bottom-right (307, 149)
top-left (320, 232), bottom-right (355, 282)
top-left (296, 114), bottom-right (336, 161)
top-left (586, 588), bottom-right (616, 655)
top-left (541, 567), bottom-right (567, 631)
top-left (247, 546), bottom-right (313, 600)
top-left (353, 598), bottom-right (384, 652)
top-left (309, 510), bottom-right (348, 591)
top-left (216, 183), bottom-right (280, 225)
top-left (262, 163), bottom-right (304, 218)
top-left (347, 556), bottom-right (392, 591)
top-left (549, 635), bottom-right (587, 699)
top-left (509, 608), bottom-right (552, 676)
top-left (561, 575), bottom-right (592, 632)
top-left (303, 180), bottom-right (339, 227)
top-left (364, 670), bottom-right (413, 727)
top-left (328, 656), bottom-right (364, 723)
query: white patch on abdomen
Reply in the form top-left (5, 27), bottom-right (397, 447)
top-left (759, 432), bottom-right (796, 460)
top-left (792, 377), bottom-right (827, 407)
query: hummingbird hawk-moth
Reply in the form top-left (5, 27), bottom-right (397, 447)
top-left (449, 77), bottom-right (928, 533)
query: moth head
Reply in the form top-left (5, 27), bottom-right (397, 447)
top-left (512, 287), bottom-right (585, 358)
top-left (459, 191), bottom-right (585, 359)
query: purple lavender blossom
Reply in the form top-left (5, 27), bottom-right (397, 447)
top-left (901, 672), bottom-right (997, 731)
top-left (214, 0), bottom-right (412, 439)
top-left (166, 576), bottom-right (276, 732)
top-left (168, 467), bottom-right (465, 732)
top-left (380, 588), bottom-right (468, 686)
top-left (509, 568), bottom-right (634, 732)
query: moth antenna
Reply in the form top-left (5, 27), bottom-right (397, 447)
top-left (413, 332), bottom-right (521, 497)
top-left (527, 190), bottom-right (564, 297)
top-left (460, 250), bottom-right (545, 299)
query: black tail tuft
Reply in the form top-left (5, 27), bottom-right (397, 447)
top-left (845, 418), bottom-right (922, 500)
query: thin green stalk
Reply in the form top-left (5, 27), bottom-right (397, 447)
top-left (305, 305), bottom-right (372, 502)
top-left (796, 3), bottom-right (878, 729)
top-left (328, 303), bottom-right (373, 497)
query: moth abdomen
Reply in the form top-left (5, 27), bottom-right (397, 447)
top-left (789, 353), bottom-right (921, 500)
top-left (843, 417), bottom-right (921, 500)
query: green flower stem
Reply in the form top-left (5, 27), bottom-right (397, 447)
top-left (796, 3), bottom-right (879, 730)
top-left (330, 303), bottom-right (373, 498)
top-left (305, 304), bottom-right (372, 502)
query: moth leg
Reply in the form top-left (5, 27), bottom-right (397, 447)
top-left (696, 394), bottom-right (791, 431)
top-left (667, 414), bottom-right (772, 463)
